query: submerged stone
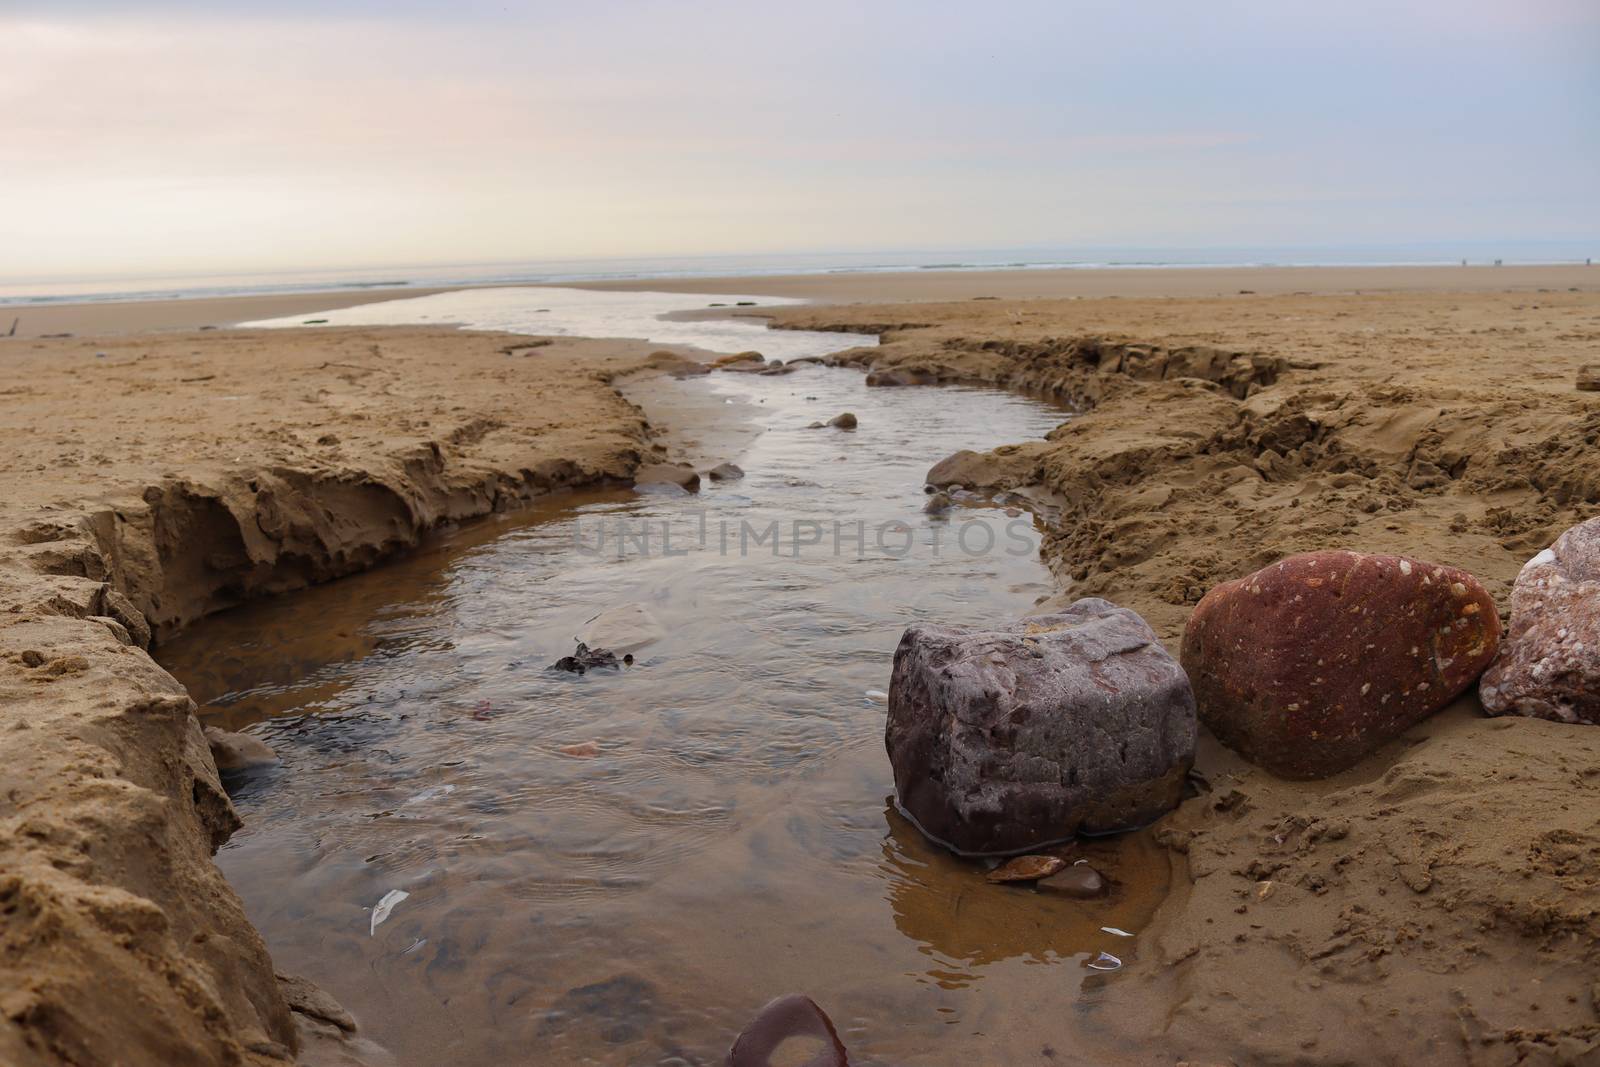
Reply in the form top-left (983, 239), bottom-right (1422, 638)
top-left (578, 602), bottom-right (664, 654)
top-left (1038, 864), bottom-right (1107, 898)
top-left (633, 463), bottom-right (700, 492)
top-left (886, 598), bottom-right (1197, 855)
top-left (985, 854), bottom-right (1067, 883)
top-left (204, 726), bottom-right (278, 773)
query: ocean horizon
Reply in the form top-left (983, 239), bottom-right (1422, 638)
top-left (2, 240), bottom-right (1594, 307)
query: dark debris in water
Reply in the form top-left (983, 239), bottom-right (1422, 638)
top-left (550, 642), bottom-right (633, 674)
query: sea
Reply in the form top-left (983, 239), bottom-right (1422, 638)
top-left (1, 241), bottom-right (1594, 308)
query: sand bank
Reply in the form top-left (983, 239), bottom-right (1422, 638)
top-left (0, 326), bottom-right (695, 1065)
top-left (3, 276), bottom-right (1599, 1065)
top-left (0, 288), bottom-right (447, 340)
top-left (766, 287), bottom-right (1600, 1064)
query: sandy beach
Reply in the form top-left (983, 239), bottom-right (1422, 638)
top-left (3, 270), bottom-right (1599, 1065)
top-left (4, 264), bottom-right (1593, 340)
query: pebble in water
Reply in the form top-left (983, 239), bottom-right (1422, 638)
top-left (1037, 863), bottom-right (1108, 898)
top-left (986, 854), bottom-right (1067, 883)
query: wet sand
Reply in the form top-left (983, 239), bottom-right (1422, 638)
top-left (5, 264), bottom-right (1594, 340)
top-left (0, 287), bottom-right (447, 339)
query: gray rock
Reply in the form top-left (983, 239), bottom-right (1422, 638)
top-left (707, 462), bottom-right (745, 481)
top-left (1481, 516), bottom-right (1600, 724)
top-left (886, 598), bottom-right (1196, 855)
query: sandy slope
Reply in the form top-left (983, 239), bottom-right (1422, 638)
top-left (0, 327), bottom-right (693, 1065)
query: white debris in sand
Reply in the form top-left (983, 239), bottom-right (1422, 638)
top-left (370, 890), bottom-right (410, 935)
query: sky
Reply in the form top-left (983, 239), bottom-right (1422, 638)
top-left (1, 0), bottom-right (1596, 281)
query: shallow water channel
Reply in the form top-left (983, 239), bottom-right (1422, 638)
top-left (161, 317), bottom-right (1171, 1065)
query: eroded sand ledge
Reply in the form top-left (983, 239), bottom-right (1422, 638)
top-left (0, 327), bottom-right (687, 1065)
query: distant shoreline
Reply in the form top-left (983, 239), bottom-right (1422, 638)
top-left (1, 262), bottom-right (1594, 339)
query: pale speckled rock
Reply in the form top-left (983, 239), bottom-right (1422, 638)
top-left (1481, 516), bottom-right (1600, 724)
top-left (886, 599), bottom-right (1197, 856)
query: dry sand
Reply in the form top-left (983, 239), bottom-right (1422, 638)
top-left (577, 262), bottom-right (1598, 302)
top-left (3, 270), bottom-right (1600, 1066)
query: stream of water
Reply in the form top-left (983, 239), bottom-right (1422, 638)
top-left (160, 298), bottom-right (1170, 1066)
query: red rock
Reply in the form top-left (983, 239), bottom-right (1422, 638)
top-left (1181, 550), bottom-right (1500, 779)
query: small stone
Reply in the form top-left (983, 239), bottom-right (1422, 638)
top-left (827, 412), bottom-right (858, 430)
top-left (1578, 364), bottom-right (1599, 392)
top-left (923, 491), bottom-right (952, 515)
top-left (276, 973), bottom-right (357, 1033)
top-left (558, 741), bottom-right (601, 758)
top-left (19, 649), bottom-right (45, 667)
top-left (712, 351), bottom-right (764, 367)
top-left (986, 855), bottom-right (1067, 883)
top-left (1038, 864), bottom-right (1107, 898)
top-left (1256, 879), bottom-right (1276, 900)
top-left (707, 462), bottom-right (745, 481)
top-left (633, 464), bottom-right (700, 492)
top-left (204, 726), bottom-right (279, 772)
top-left (1481, 517), bottom-right (1600, 724)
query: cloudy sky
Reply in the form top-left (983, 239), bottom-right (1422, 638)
top-left (2, 0), bottom-right (1596, 280)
